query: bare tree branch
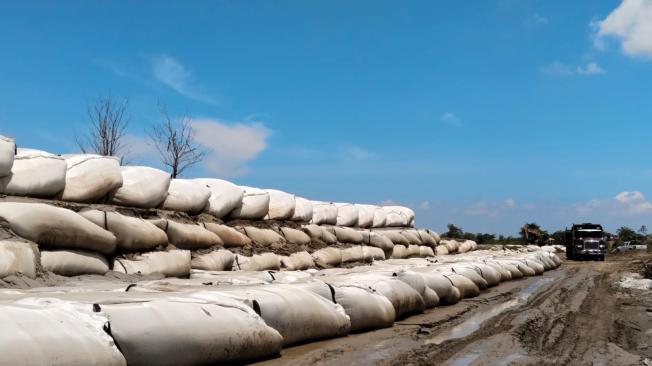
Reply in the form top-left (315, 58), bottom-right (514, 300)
top-left (75, 96), bottom-right (130, 160)
top-left (149, 104), bottom-right (207, 178)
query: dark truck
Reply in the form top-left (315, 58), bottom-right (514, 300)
top-left (564, 223), bottom-right (606, 261)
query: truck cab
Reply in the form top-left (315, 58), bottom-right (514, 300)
top-left (565, 223), bottom-right (606, 261)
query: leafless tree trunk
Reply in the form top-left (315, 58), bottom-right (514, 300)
top-left (76, 96), bottom-right (130, 158)
top-left (149, 105), bottom-right (206, 178)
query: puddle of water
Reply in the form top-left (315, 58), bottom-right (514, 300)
top-left (426, 277), bottom-right (554, 345)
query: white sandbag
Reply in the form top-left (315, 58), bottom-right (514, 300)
top-left (279, 227), bottom-right (312, 245)
top-left (419, 246), bottom-right (435, 257)
top-left (0, 135), bottom-right (15, 177)
top-left (59, 154), bottom-right (123, 203)
top-left (442, 239), bottom-right (459, 253)
top-left (378, 230), bottom-right (410, 245)
top-left (79, 210), bottom-right (168, 251)
top-left (371, 206), bottom-right (387, 228)
top-left (435, 245), bottom-right (449, 255)
top-left (359, 230), bottom-right (395, 252)
top-left (483, 261), bottom-right (512, 282)
top-left (242, 226), bottom-right (286, 246)
top-left (334, 202), bottom-right (359, 227)
top-left (291, 197), bottom-right (313, 222)
top-left (302, 224), bottom-right (337, 244)
top-left (233, 253), bottom-right (281, 271)
top-left (400, 229), bottom-right (423, 245)
top-left (191, 249), bottom-right (234, 271)
top-left (407, 244), bottom-right (421, 257)
top-left (382, 206), bottom-right (409, 227)
top-left (427, 229), bottom-right (441, 244)
top-left (202, 223), bottom-right (252, 247)
top-left (312, 247), bottom-right (342, 267)
top-left (161, 179), bottom-right (210, 214)
top-left (341, 246), bottom-right (374, 263)
top-left (414, 270), bottom-right (462, 305)
top-left (0, 148), bottom-right (66, 197)
top-left (331, 285), bottom-right (395, 332)
top-left (0, 202), bottom-right (117, 254)
top-left (391, 244), bottom-right (408, 259)
top-left (363, 246), bottom-right (386, 261)
top-left (114, 250), bottom-right (191, 278)
top-left (265, 189), bottom-right (296, 220)
top-left (110, 166), bottom-right (170, 209)
top-left (465, 263), bottom-right (501, 286)
top-left (395, 270), bottom-right (439, 308)
top-left (440, 272), bottom-right (480, 299)
top-left (441, 265), bottom-right (488, 290)
top-left (311, 201), bottom-right (338, 225)
top-left (280, 251), bottom-right (315, 270)
top-left (151, 219), bottom-right (223, 250)
top-left (0, 239), bottom-right (38, 279)
top-left (355, 204), bottom-right (376, 228)
top-left (41, 249), bottom-right (109, 276)
top-left (386, 206), bottom-right (415, 226)
top-left (194, 178), bottom-right (245, 219)
top-left (333, 226), bottom-right (364, 244)
top-left (100, 296), bottom-right (282, 366)
top-left (0, 298), bottom-right (127, 366)
top-left (417, 229), bottom-right (437, 247)
top-left (218, 285), bottom-right (351, 346)
top-left (226, 186), bottom-right (269, 220)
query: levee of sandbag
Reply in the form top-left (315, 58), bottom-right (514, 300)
top-left (0, 135), bottom-right (15, 177)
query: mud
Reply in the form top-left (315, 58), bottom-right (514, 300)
top-left (254, 251), bottom-right (652, 366)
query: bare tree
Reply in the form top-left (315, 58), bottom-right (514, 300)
top-left (149, 105), bottom-right (206, 178)
top-left (76, 96), bottom-right (130, 158)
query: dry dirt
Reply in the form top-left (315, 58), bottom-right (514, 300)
top-left (254, 251), bottom-right (652, 366)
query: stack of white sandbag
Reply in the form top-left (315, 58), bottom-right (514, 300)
top-left (161, 179), bottom-right (211, 214)
top-left (195, 178), bottom-right (245, 218)
top-left (265, 189), bottom-right (296, 220)
top-left (110, 166), bottom-right (171, 209)
top-left (227, 186), bottom-right (270, 220)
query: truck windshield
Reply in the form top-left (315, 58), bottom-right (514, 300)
top-left (576, 230), bottom-right (603, 239)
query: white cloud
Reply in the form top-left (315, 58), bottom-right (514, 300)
top-left (541, 61), bottom-right (606, 76)
top-left (190, 118), bottom-right (272, 177)
top-left (595, 0), bottom-right (652, 58)
top-left (378, 199), bottom-right (398, 206)
top-left (525, 13), bottom-right (549, 27)
top-left (419, 201), bottom-right (431, 210)
top-left (464, 199), bottom-right (518, 218)
top-left (576, 62), bottom-right (606, 75)
top-left (441, 112), bottom-right (462, 126)
top-left (151, 55), bottom-right (219, 104)
top-left (575, 191), bottom-right (652, 217)
top-left (344, 146), bottom-right (375, 161)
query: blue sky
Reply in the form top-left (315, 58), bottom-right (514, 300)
top-left (1, 0), bottom-right (651, 235)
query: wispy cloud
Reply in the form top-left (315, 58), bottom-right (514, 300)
top-left (151, 54), bottom-right (219, 104)
top-left (418, 201), bottom-right (431, 210)
top-left (524, 13), bottom-right (549, 27)
top-left (594, 0), bottom-right (652, 58)
top-left (191, 117), bottom-right (272, 177)
top-left (441, 112), bottom-right (462, 126)
top-left (574, 191), bottom-right (652, 217)
top-left (463, 198), bottom-right (518, 218)
top-left (541, 61), bottom-right (606, 76)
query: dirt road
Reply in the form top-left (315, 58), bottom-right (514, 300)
top-left (255, 251), bottom-right (652, 366)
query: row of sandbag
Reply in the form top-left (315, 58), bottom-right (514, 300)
top-left (0, 141), bottom-right (416, 227)
top-left (0, 249), bottom-right (561, 366)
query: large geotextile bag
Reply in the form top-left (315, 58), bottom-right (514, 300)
top-left (279, 227), bottom-right (312, 245)
top-left (417, 229), bottom-right (437, 247)
top-left (227, 186), bottom-right (269, 220)
top-left (99, 296), bottom-right (283, 366)
top-left (242, 226), bottom-right (285, 246)
top-left (41, 249), bottom-right (109, 276)
top-left (330, 285), bottom-right (395, 332)
top-left (371, 206), bottom-right (387, 228)
top-left (59, 154), bottom-right (123, 203)
top-left (79, 210), bottom-right (168, 251)
top-left (0, 239), bottom-right (38, 279)
top-left (435, 245), bottom-right (449, 255)
top-left (0, 298), bottom-right (127, 366)
top-left (218, 285), bottom-right (351, 345)
top-left (390, 244), bottom-right (408, 259)
top-left (110, 166), bottom-right (170, 209)
top-left (419, 246), bottom-right (435, 257)
top-left (332, 226), bottom-right (364, 244)
top-left (312, 247), bottom-right (342, 267)
top-left (280, 251), bottom-right (315, 270)
top-left (0, 202), bottom-right (117, 254)
top-left (202, 223), bottom-right (252, 247)
top-left (151, 219), bottom-right (222, 250)
top-left (354, 204), bottom-right (376, 228)
top-left (191, 249), bottom-right (234, 271)
top-left (161, 179), bottom-right (210, 214)
top-left (302, 224), bottom-right (337, 244)
top-left (233, 253), bottom-right (281, 271)
top-left (382, 206), bottom-right (409, 227)
top-left (441, 272), bottom-right (480, 299)
top-left (359, 230), bottom-right (394, 252)
top-left (0, 148), bottom-right (66, 197)
top-left (311, 201), bottom-right (337, 225)
top-left (193, 178), bottom-right (244, 218)
top-left (291, 197), bottom-right (313, 222)
top-left (114, 250), bottom-right (191, 277)
top-left (412, 269), bottom-right (462, 305)
top-left (399, 230), bottom-right (423, 245)
top-left (377, 230), bottom-right (410, 245)
top-left (264, 189), bottom-right (296, 220)
top-left (334, 202), bottom-right (359, 227)
top-left (0, 135), bottom-right (16, 177)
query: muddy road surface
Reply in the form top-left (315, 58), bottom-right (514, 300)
top-left (255, 251), bottom-right (652, 366)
